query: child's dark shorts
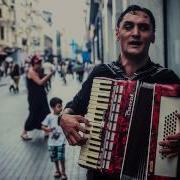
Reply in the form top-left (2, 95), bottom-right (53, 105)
top-left (48, 144), bottom-right (65, 162)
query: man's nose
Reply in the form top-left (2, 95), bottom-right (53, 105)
top-left (132, 26), bottom-right (140, 37)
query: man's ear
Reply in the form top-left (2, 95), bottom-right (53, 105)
top-left (151, 33), bottom-right (155, 43)
top-left (116, 27), bottom-right (120, 41)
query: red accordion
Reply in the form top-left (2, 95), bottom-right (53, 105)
top-left (78, 77), bottom-right (180, 180)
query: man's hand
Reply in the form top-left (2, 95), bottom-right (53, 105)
top-left (159, 113), bottom-right (180, 157)
top-left (60, 114), bottom-right (91, 146)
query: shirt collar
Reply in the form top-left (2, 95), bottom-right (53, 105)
top-left (114, 57), bottom-right (154, 75)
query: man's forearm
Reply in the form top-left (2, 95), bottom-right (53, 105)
top-left (58, 108), bottom-right (74, 125)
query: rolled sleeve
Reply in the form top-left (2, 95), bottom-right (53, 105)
top-left (65, 73), bottom-right (93, 115)
top-left (65, 64), bottom-right (108, 115)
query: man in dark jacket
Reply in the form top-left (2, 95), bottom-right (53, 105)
top-left (59, 5), bottom-right (180, 180)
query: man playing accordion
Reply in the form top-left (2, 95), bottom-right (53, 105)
top-left (59, 5), bottom-right (180, 180)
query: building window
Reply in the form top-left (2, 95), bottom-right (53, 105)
top-left (164, 0), bottom-right (180, 77)
top-left (22, 38), bottom-right (27, 46)
top-left (0, 26), bottom-right (4, 40)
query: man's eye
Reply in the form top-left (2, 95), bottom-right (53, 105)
top-left (123, 24), bottom-right (133, 30)
top-left (139, 25), bottom-right (150, 31)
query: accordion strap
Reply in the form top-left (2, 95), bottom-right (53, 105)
top-left (105, 62), bottom-right (166, 81)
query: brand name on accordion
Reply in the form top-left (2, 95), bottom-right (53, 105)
top-left (125, 93), bottom-right (134, 117)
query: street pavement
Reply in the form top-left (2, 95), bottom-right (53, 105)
top-left (0, 73), bottom-right (87, 180)
top-left (0, 76), bottom-right (8, 87)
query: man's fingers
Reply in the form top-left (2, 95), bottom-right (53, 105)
top-left (68, 134), bottom-right (78, 146)
top-left (159, 140), bottom-right (173, 146)
top-left (67, 137), bottom-right (73, 145)
top-left (159, 146), bottom-right (178, 158)
top-left (159, 147), bottom-right (179, 154)
top-left (66, 130), bottom-right (87, 146)
top-left (159, 139), bottom-right (180, 148)
top-left (71, 130), bottom-right (83, 143)
top-left (77, 138), bottom-right (88, 146)
top-left (60, 114), bottom-right (90, 146)
top-left (166, 153), bottom-right (178, 158)
top-left (159, 139), bottom-right (180, 157)
top-left (76, 115), bottom-right (91, 126)
top-left (175, 113), bottom-right (180, 118)
top-left (166, 133), bottom-right (180, 140)
top-left (76, 123), bottom-right (88, 133)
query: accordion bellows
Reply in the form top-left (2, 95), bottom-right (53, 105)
top-left (78, 77), bottom-right (180, 180)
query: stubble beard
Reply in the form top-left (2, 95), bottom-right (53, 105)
top-left (124, 50), bottom-right (148, 65)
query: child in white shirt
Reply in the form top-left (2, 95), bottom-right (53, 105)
top-left (42, 97), bottom-right (67, 179)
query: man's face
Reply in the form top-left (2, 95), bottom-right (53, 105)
top-left (116, 11), bottom-right (155, 59)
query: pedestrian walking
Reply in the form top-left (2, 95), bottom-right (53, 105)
top-left (41, 97), bottom-right (67, 179)
top-left (42, 60), bottom-right (55, 92)
top-left (9, 64), bottom-right (20, 93)
top-left (75, 61), bottom-right (84, 83)
top-left (60, 61), bottom-right (67, 85)
top-left (0, 63), bottom-right (4, 80)
top-left (21, 55), bottom-right (54, 140)
top-left (67, 59), bottom-right (74, 79)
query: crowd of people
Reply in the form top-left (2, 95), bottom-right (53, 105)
top-left (1, 54), bottom-right (88, 179)
top-left (0, 55), bottom-right (89, 95)
top-left (1, 54), bottom-right (87, 179)
top-left (57, 58), bottom-right (91, 84)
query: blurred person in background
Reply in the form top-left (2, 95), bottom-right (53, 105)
top-left (43, 59), bottom-right (55, 92)
top-left (75, 61), bottom-right (84, 83)
top-left (21, 55), bottom-right (54, 140)
top-left (9, 64), bottom-right (20, 93)
top-left (67, 59), bottom-right (74, 79)
top-left (0, 63), bottom-right (4, 80)
top-left (59, 60), bottom-right (67, 85)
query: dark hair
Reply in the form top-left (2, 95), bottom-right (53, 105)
top-left (50, 97), bottom-right (62, 108)
top-left (13, 64), bottom-right (20, 73)
top-left (31, 55), bottom-right (42, 66)
top-left (11, 64), bottom-right (20, 77)
top-left (117, 5), bottom-right (156, 32)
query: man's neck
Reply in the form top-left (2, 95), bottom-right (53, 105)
top-left (120, 55), bottom-right (149, 76)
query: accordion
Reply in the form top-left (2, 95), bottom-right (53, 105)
top-left (78, 77), bottom-right (180, 180)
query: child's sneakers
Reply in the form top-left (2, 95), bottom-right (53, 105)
top-left (61, 174), bottom-right (67, 180)
top-left (53, 171), bottom-right (61, 178)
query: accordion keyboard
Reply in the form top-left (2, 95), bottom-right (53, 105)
top-left (78, 78), bottom-right (113, 169)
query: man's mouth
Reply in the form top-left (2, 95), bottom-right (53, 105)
top-left (128, 41), bottom-right (142, 46)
